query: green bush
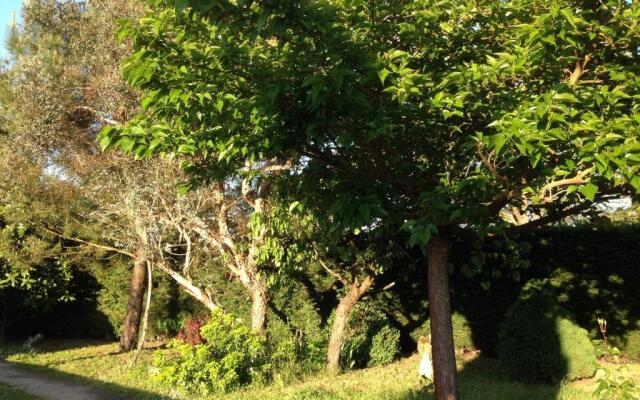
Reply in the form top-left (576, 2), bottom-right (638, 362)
top-left (624, 330), bottom-right (640, 361)
top-left (498, 279), bottom-right (596, 383)
top-left (411, 312), bottom-right (475, 350)
top-left (340, 302), bottom-right (387, 369)
top-left (153, 310), bottom-right (271, 394)
top-left (266, 280), bottom-right (328, 379)
top-left (368, 325), bottom-right (401, 367)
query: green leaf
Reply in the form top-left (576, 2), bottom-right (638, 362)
top-left (99, 135), bottom-right (111, 151)
top-left (630, 176), bottom-right (640, 192)
top-left (288, 201), bottom-right (303, 213)
top-left (119, 137), bottom-right (136, 153)
top-left (378, 68), bottom-right (390, 85)
top-left (175, 0), bottom-right (188, 15)
top-left (579, 183), bottom-right (598, 201)
top-left (215, 99), bottom-right (224, 113)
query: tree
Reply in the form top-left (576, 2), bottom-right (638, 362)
top-left (104, 1), bottom-right (640, 398)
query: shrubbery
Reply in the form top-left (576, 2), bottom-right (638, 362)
top-left (175, 316), bottom-right (208, 345)
top-left (625, 329), bottom-right (640, 361)
top-left (368, 325), bottom-right (401, 367)
top-left (266, 281), bottom-right (328, 373)
top-left (498, 279), bottom-right (596, 383)
top-left (340, 302), bottom-right (401, 369)
top-left (153, 310), bottom-right (270, 394)
top-left (412, 312), bottom-right (475, 351)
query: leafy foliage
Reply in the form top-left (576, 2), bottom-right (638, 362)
top-left (339, 302), bottom-right (399, 370)
top-left (153, 310), bottom-right (270, 394)
top-left (412, 313), bottom-right (475, 351)
top-left (593, 366), bottom-right (639, 400)
top-left (498, 279), bottom-right (596, 383)
top-left (104, 0), bottom-right (639, 247)
top-left (368, 325), bottom-right (401, 367)
top-left (625, 330), bottom-right (640, 362)
top-left (175, 316), bottom-right (208, 345)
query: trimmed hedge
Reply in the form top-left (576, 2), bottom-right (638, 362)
top-left (449, 224), bottom-right (640, 357)
top-left (625, 329), bottom-right (640, 362)
top-left (411, 312), bottom-right (475, 351)
top-left (498, 279), bottom-right (596, 383)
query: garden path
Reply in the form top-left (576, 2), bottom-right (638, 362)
top-left (0, 361), bottom-right (123, 400)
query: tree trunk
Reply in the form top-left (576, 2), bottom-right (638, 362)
top-left (250, 282), bottom-right (268, 334)
top-left (120, 258), bottom-right (147, 352)
top-left (427, 235), bottom-right (458, 400)
top-left (326, 276), bottom-right (374, 373)
top-left (131, 262), bottom-right (152, 366)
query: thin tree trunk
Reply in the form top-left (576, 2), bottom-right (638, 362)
top-left (326, 276), bottom-right (374, 373)
top-left (131, 262), bottom-right (152, 366)
top-left (427, 235), bottom-right (458, 400)
top-left (250, 282), bottom-right (268, 334)
top-left (120, 257), bottom-right (147, 352)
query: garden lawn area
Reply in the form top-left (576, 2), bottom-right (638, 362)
top-left (0, 383), bottom-right (38, 400)
top-left (2, 341), bottom-right (638, 400)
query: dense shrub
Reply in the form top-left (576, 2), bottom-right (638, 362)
top-left (175, 316), bottom-right (208, 345)
top-left (368, 325), bottom-right (401, 367)
top-left (411, 312), bottom-right (475, 351)
top-left (624, 330), bottom-right (640, 361)
top-left (339, 301), bottom-right (401, 369)
top-left (498, 279), bottom-right (596, 383)
top-left (153, 310), bottom-right (270, 394)
top-left (340, 302), bottom-right (385, 369)
top-left (442, 225), bottom-right (640, 356)
top-left (266, 281), bottom-right (328, 374)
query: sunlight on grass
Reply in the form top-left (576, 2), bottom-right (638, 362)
top-left (3, 341), bottom-right (638, 400)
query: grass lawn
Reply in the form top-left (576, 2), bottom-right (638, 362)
top-left (1, 341), bottom-right (638, 400)
top-left (0, 383), bottom-right (38, 400)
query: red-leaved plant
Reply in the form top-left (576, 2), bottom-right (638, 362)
top-left (176, 316), bottom-right (209, 345)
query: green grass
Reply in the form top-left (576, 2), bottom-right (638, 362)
top-left (0, 383), bottom-right (38, 400)
top-left (2, 341), bottom-right (639, 400)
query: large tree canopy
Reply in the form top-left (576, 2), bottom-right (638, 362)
top-left (103, 1), bottom-right (640, 398)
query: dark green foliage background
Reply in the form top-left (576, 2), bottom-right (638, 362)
top-left (449, 224), bottom-right (640, 357)
top-left (498, 279), bottom-right (596, 383)
top-left (3, 223), bottom-right (640, 369)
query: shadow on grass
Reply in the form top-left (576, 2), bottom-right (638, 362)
top-left (3, 360), bottom-right (166, 400)
top-left (274, 356), bottom-right (565, 400)
top-left (383, 358), bottom-right (561, 400)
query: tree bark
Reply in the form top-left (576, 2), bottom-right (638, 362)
top-left (250, 282), bottom-right (268, 334)
top-left (326, 276), bottom-right (375, 372)
top-left (427, 235), bottom-right (458, 400)
top-left (119, 257), bottom-right (147, 352)
top-left (131, 261), bottom-right (152, 366)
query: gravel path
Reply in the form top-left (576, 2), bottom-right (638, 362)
top-left (0, 361), bottom-right (121, 400)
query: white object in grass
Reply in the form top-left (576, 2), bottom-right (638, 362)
top-left (418, 350), bottom-right (434, 380)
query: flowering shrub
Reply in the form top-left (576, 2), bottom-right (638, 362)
top-left (153, 310), bottom-right (270, 394)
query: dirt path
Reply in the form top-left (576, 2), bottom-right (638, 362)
top-left (0, 361), bottom-right (121, 400)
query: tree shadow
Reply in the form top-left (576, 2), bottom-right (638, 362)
top-left (373, 356), bottom-right (565, 400)
top-left (2, 360), bottom-right (165, 400)
top-left (1, 268), bottom-right (114, 344)
top-left (454, 225), bottom-right (640, 357)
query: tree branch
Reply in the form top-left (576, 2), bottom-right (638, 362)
top-left (505, 202), bottom-right (592, 234)
top-left (313, 248), bottom-right (348, 286)
top-left (40, 226), bottom-right (136, 258)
